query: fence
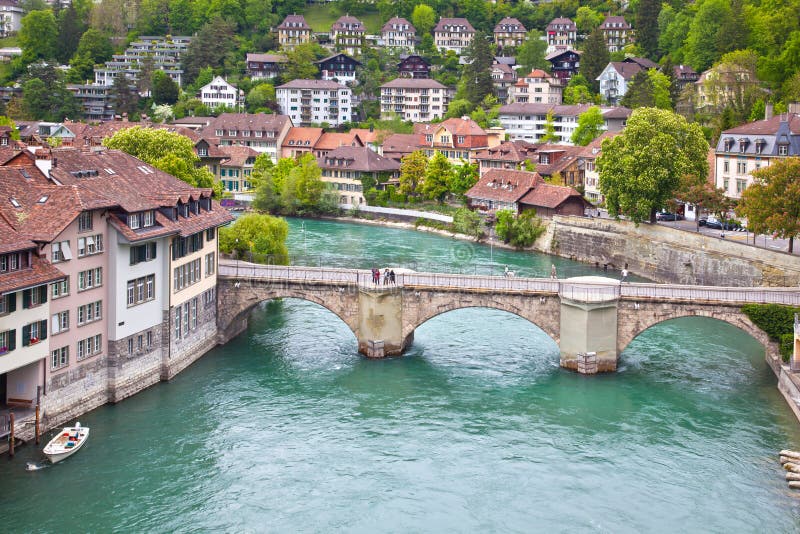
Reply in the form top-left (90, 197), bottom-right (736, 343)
top-left (620, 283), bottom-right (800, 305)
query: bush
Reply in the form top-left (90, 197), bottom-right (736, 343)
top-left (781, 333), bottom-right (795, 362)
top-left (741, 304), bottom-right (800, 341)
top-left (452, 207), bottom-right (484, 238)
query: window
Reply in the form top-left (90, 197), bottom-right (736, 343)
top-left (174, 307), bottom-right (181, 338)
top-left (51, 241), bottom-right (72, 262)
top-left (723, 160), bottom-right (729, 173)
top-left (182, 302), bottom-right (190, 336)
top-left (0, 326), bottom-right (14, 354)
top-left (191, 298), bottom-right (198, 329)
top-left (127, 275), bottom-right (155, 307)
top-left (143, 211), bottom-right (155, 227)
top-left (51, 346), bottom-right (69, 370)
top-left (206, 227), bottom-right (215, 241)
top-left (203, 287), bottom-right (216, 308)
top-left (737, 161), bottom-right (747, 174)
top-left (779, 145), bottom-right (789, 156)
top-left (205, 252), bottom-right (215, 276)
top-left (23, 320), bottom-right (47, 346)
top-left (128, 338), bottom-right (134, 354)
top-left (51, 278), bottom-right (69, 299)
top-left (173, 259), bottom-right (202, 291)
top-left (51, 311), bottom-right (69, 335)
top-left (78, 211), bottom-right (92, 232)
top-left (77, 234), bottom-right (103, 257)
top-left (130, 242), bottom-right (157, 265)
top-left (137, 335), bottom-right (143, 350)
top-left (0, 293), bottom-right (15, 315)
top-left (78, 267), bottom-right (102, 291)
top-left (23, 286), bottom-right (47, 308)
top-left (129, 213), bottom-right (140, 229)
top-left (146, 330), bottom-right (153, 348)
top-left (77, 301), bottom-right (102, 326)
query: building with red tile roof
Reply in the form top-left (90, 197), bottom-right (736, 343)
top-left (281, 127), bottom-right (324, 159)
top-left (317, 146), bottom-right (400, 205)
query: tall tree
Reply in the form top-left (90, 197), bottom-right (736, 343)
top-left (411, 4), bottom-right (436, 35)
top-left (715, 0), bottom-right (749, 57)
top-left (421, 151), bottom-right (453, 203)
top-left (19, 9), bottom-right (58, 63)
top-left (151, 70), bottom-right (180, 105)
top-left (563, 74), bottom-right (595, 104)
top-left (462, 31), bottom-right (494, 107)
top-left (635, 0), bottom-right (661, 60)
top-left (181, 16), bottom-right (238, 85)
top-left (737, 157), bottom-right (800, 253)
top-left (684, 0), bottom-right (730, 72)
top-left (515, 29), bottom-right (548, 73)
top-left (575, 6), bottom-right (603, 35)
top-left (21, 64), bottom-right (80, 121)
top-left (283, 153), bottom-right (325, 213)
top-left (677, 174), bottom-right (734, 231)
top-left (398, 150), bottom-right (428, 197)
top-left (448, 161), bottom-right (479, 201)
top-left (283, 42), bottom-right (323, 83)
top-left (110, 75), bottom-right (139, 119)
top-left (579, 28), bottom-right (609, 92)
top-left (540, 110), bottom-right (559, 143)
top-left (56, 5), bottom-right (85, 64)
top-left (571, 106), bottom-right (604, 146)
top-left (621, 70), bottom-right (655, 109)
top-left (597, 108), bottom-right (708, 224)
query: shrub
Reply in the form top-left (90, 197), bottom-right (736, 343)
top-left (781, 333), bottom-right (795, 362)
top-left (741, 304), bottom-right (799, 341)
top-left (452, 207), bottom-right (483, 238)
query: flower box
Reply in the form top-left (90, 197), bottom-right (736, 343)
top-left (0, 347), bottom-right (7, 354)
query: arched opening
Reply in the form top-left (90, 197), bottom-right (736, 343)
top-left (405, 307), bottom-right (561, 382)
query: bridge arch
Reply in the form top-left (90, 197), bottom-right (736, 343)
top-left (217, 279), bottom-right (360, 343)
top-left (401, 288), bottom-right (561, 347)
top-left (617, 301), bottom-right (776, 359)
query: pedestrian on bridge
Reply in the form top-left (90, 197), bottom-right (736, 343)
top-left (383, 268), bottom-right (390, 285)
top-left (551, 264), bottom-right (557, 279)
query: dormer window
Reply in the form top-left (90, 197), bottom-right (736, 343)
top-left (143, 210), bottom-right (155, 227)
top-left (215, 129), bottom-right (224, 136)
top-left (779, 144), bottom-right (789, 156)
top-left (129, 213), bottom-right (140, 229)
top-left (9, 197), bottom-right (20, 208)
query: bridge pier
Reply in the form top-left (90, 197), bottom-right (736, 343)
top-left (357, 287), bottom-right (411, 358)
top-left (559, 277), bottom-right (620, 374)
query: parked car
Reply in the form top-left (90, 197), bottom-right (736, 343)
top-left (656, 212), bottom-right (684, 221)
top-left (704, 216), bottom-right (742, 231)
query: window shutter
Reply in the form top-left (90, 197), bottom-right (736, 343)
top-left (8, 329), bottom-right (15, 351)
top-left (138, 246), bottom-right (146, 263)
top-left (130, 247), bottom-right (136, 265)
top-left (40, 285), bottom-right (47, 303)
top-left (51, 314), bottom-right (60, 334)
top-left (22, 324), bottom-right (30, 346)
top-left (22, 289), bottom-right (31, 309)
top-left (172, 239), bottom-right (178, 260)
top-left (150, 242), bottom-right (157, 259)
top-left (7, 293), bottom-right (16, 313)
top-left (39, 320), bottom-right (48, 340)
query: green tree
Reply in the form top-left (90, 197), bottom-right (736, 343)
top-left (579, 28), bottom-right (609, 92)
top-left (621, 70), bottom-right (655, 108)
top-left (635, 0), bottom-right (661, 60)
top-left (421, 151), bottom-right (453, 203)
top-left (737, 157), bottom-right (800, 253)
top-left (575, 6), bottom-right (603, 35)
top-left (283, 42), bottom-right (323, 82)
top-left (448, 161), bottom-right (479, 200)
top-left (563, 74), bottom-right (595, 104)
top-left (22, 67), bottom-right (80, 121)
top-left (684, 0), bottom-right (730, 71)
top-left (398, 150), bottom-right (428, 197)
top-left (254, 157), bottom-right (296, 213)
top-left (715, 0), bottom-right (749, 57)
top-left (56, 5), bottom-right (85, 64)
top-left (494, 208), bottom-right (514, 242)
top-left (0, 116), bottom-right (20, 140)
top-left (540, 110), bottom-right (559, 143)
top-left (19, 9), bottom-right (58, 62)
top-left (219, 213), bottom-right (289, 264)
top-left (282, 153), bottom-right (325, 213)
top-left (182, 16), bottom-right (238, 85)
top-left (462, 31), bottom-right (494, 106)
top-left (103, 126), bottom-right (220, 194)
top-left (110, 75), bottom-right (139, 118)
top-left (677, 174), bottom-right (734, 230)
top-left (246, 83), bottom-right (276, 113)
top-left (571, 106), bottom-right (604, 146)
top-left (515, 29), bottom-right (548, 73)
top-left (452, 207), bottom-right (483, 238)
top-left (75, 28), bottom-right (113, 65)
top-left (151, 70), bottom-right (180, 105)
top-left (411, 4), bottom-right (436, 35)
top-left (597, 108), bottom-right (709, 224)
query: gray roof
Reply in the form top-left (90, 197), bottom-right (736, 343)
top-left (277, 79), bottom-right (347, 90)
top-left (381, 78), bottom-right (447, 89)
top-left (715, 114), bottom-right (800, 156)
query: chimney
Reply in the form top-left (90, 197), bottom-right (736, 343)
top-left (52, 157), bottom-right (57, 168)
top-left (765, 102), bottom-right (774, 121)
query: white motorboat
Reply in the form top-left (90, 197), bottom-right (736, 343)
top-left (43, 422), bottom-right (89, 464)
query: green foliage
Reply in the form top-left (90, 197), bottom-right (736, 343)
top-left (19, 9), bottom-right (58, 62)
top-left (571, 106), bottom-right (604, 146)
top-left (181, 16), bottom-right (238, 85)
top-left (540, 110), bottom-right (559, 143)
top-left (781, 334), bottom-right (795, 362)
top-left (684, 0), bottom-right (731, 71)
top-left (575, 6), bottom-right (603, 34)
top-left (494, 209), bottom-right (545, 248)
top-left (283, 42), bottom-right (325, 82)
top-left (515, 29), bottom-right (548, 74)
top-left (462, 31), bottom-right (494, 107)
top-left (219, 213), bottom-right (289, 265)
top-left (494, 208), bottom-right (514, 242)
top-left (0, 116), bottom-right (19, 140)
top-left (635, 0), bottom-right (661, 59)
top-left (621, 68), bottom-right (673, 110)
top-left (22, 64), bottom-right (80, 121)
top-left (741, 304), bottom-right (800, 343)
top-left (246, 83), bottom-right (276, 113)
top-left (411, 4), bottom-right (436, 35)
top-left (563, 74), bottom-right (595, 105)
top-left (103, 126), bottom-right (220, 195)
top-left (448, 161), bottom-right (479, 201)
top-left (580, 28), bottom-right (610, 92)
top-left (597, 108), bottom-right (709, 224)
top-left (398, 150), bottom-right (428, 197)
top-left (151, 70), bottom-right (179, 105)
top-left (253, 154), bottom-right (333, 216)
top-left (421, 151), bottom-right (453, 203)
top-left (452, 207), bottom-right (483, 238)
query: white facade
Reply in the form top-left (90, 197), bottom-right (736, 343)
top-left (0, 1), bottom-right (22, 38)
top-left (380, 80), bottom-right (451, 122)
top-left (597, 63), bottom-right (631, 106)
top-left (276, 81), bottom-right (352, 127)
top-left (499, 104), bottom-right (593, 144)
top-left (199, 76), bottom-right (240, 110)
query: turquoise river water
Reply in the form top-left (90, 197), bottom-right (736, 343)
top-left (2, 217), bottom-right (800, 532)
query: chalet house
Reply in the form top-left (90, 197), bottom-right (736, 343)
top-left (533, 145), bottom-right (585, 189)
top-left (599, 16), bottom-right (633, 52)
top-left (201, 113), bottom-right (292, 162)
top-left (315, 53), bottom-right (361, 84)
top-left (491, 62), bottom-right (518, 102)
top-left (246, 53), bottom-right (287, 79)
top-left (330, 15), bottom-right (365, 56)
top-left (546, 49), bottom-right (581, 85)
top-left (398, 55), bottom-right (431, 79)
top-left (281, 127), bottom-right (324, 159)
top-left (434, 18), bottom-right (475, 55)
top-left (317, 146), bottom-right (400, 206)
top-left (673, 64), bottom-right (700, 91)
top-left (198, 76), bottom-right (240, 110)
top-left (415, 117), bottom-right (498, 165)
top-left (472, 140), bottom-right (539, 176)
top-left (546, 18), bottom-right (577, 52)
top-left (508, 69), bottom-right (563, 105)
top-left (466, 169), bottom-right (588, 216)
top-left (380, 78), bottom-right (452, 122)
top-left (277, 14), bottom-right (312, 50)
top-left (381, 17), bottom-right (416, 50)
top-left (494, 17), bottom-right (526, 50)
top-left (713, 105), bottom-right (800, 198)
top-left (216, 145), bottom-right (259, 193)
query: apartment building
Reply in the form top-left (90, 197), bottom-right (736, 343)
top-left (199, 76), bottom-right (241, 111)
top-left (201, 113), bottom-right (293, 161)
top-left (494, 17), bottom-right (526, 50)
top-left (277, 14), bottom-right (312, 51)
top-left (433, 18), bottom-right (475, 55)
top-left (499, 103), bottom-right (592, 144)
top-left (317, 146), bottom-right (400, 206)
top-left (415, 117), bottom-right (500, 165)
top-left (380, 78), bottom-right (452, 122)
top-left (276, 79), bottom-right (352, 127)
top-left (381, 17), bottom-right (416, 50)
top-left (0, 0), bottom-right (22, 38)
top-left (216, 145), bottom-right (259, 193)
top-left (545, 17), bottom-right (577, 52)
top-left (508, 69), bottom-right (563, 105)
top-left (94, 35), bottom-right (190, 88)
top-left (599, 16), bottom-right (633, 53)
top-left (330, 15), bottom-right (365, 56)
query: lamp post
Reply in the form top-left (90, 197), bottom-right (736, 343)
top-left (235, 238), bottom-right (239, 277)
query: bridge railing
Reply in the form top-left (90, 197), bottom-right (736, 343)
top-left (397, 272), bottom-right (560, 292)
top-left (219, 263), bottom-right (361, 284)
top-left (559, 282), bottom-right (620, 302)
top-left (620, 283), bottom-right (800, 305)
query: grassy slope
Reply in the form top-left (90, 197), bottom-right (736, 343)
top-left (303, 4), bottom-right (383, 34)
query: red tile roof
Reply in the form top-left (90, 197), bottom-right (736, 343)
top-left (317, 146), bottom-right (400, 173)
top-left (434, 18), bottom-right (475, 33)
top-left (0, 253), bottom-right (66, 296)
top-left (466, 169), bottom-right (543, 203)
top-left (519, 182), bottom-right (588, 209)
top-left (473, 140), bottom-right (539, 163)
top-left (218, 145), bottom-right (259, 167)
top-left (315, 132), bottom-right (364, 151)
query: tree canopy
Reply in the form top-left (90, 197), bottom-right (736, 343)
top-left (597, 108), bottom-right (709, 224)
top-left (219, 213), bottom-right (289, 264)
top-left (571, 106), bottom-right (604, 146)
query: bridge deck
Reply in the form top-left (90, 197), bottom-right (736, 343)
top-left (219, 261), bottom-right (800, 306)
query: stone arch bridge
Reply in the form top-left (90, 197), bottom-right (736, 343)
top-left (216, 261), bottom-right (800, 375)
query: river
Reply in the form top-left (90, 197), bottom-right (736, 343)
top-left (2, 217), bottom-right (799, 532)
